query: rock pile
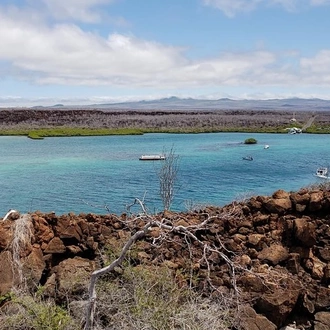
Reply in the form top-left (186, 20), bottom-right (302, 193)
top-left (1, 188), bottom-right (330, 329)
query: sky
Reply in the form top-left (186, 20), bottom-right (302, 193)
top-left (1, 0), bottom-right (330, 106)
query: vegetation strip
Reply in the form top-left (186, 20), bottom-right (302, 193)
top-left (0, 125), bottom-right (329, 139)
top-left (0, 108), bottom-right (330, 137)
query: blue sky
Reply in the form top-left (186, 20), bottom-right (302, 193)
top-left (1, 0), bottom-right (330, 106)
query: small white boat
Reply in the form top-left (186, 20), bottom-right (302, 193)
top-left (139, 154), bottom-right (166, 161)
top-left (264, 145), bottom-right (269, 149)
top-left (315, 167), bottom-right (329, 179)
top-left (287, 127), bottom-right (302, 134)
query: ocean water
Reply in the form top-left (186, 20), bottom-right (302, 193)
top-left (0, 133), bottom-right (329, 215)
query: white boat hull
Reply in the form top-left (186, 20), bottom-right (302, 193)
top-left (316, 174), bottom-right (329, 179)
top-left (315, 167), bottom-right (329, 179)
top-left (139, 155), bottom-right (166, 161)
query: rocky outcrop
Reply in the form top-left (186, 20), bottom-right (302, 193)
top-left (1, 188), bottom-right (330, 329)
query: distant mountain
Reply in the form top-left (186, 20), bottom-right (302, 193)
top-left (31, 104), bottom-right (64, 109)
top-left (89, 97), bottom-right (330, 111)
top-left (27, 97), bottom-right (330, 111)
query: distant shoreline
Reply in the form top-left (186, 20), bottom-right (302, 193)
top-left (0, 108), bottom-right (330, 138)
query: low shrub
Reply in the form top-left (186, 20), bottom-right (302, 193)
top-left (0, 295), bottom-right (79, 330)
top-left (244, 137), bottom-right (257, 144)
top-left (92, 264), bottom-right (238, 330)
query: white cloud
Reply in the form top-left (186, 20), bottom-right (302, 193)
top-left (300, 51), bottom-right (330, 83)
top-left (0, 7), bottom-right (330, 92)
top-left (0, 11), bottom-right (184, 86)
top-left (39, 0), bottom-right (114, 23)
top-left (203, 0), bottom-right (330, 16)
top-left (270, 0), bottom-right (298, 11)
top-left (0, 1), bottom-right (330, 105)
top-left (202, 0), bottom-right (262, 17)
top-left (310, 0), bottom-right (330, 5)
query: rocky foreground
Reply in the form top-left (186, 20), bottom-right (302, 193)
top-left (1, 187), bottom-right (330, 329)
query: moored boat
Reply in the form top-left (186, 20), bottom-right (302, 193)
top-left (315, 167), bottom-right (329, 179)
top-left (242, 156), bottom-right (253, 161)
top-left (139, 154), bottom-right (166, 161)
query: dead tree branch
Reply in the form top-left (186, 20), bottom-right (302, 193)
top-left (85, 202), bottom-right (246, 329)
top-left (84, 222), bottom-right (153, 329)
top-left (84, 198), bottom-right (153, 330)
top-left (158, 146), bottom-right (179, 210)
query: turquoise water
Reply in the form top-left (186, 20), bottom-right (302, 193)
top-left (0, 133), bottom-right (329, 215)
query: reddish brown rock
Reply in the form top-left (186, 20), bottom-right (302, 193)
top-left (314, 312), bottom-right (330, 330)
top-left (293, 218), bottom-right (316, 247)
top-left (77, 219), bottom-right (90, 235)
top-left (67, 245), bottom-right (83, 254)
top-left (264, 196), bottom-right (292, 214)
top-left (99, 224), bottom-right (112, 237)
top-left (23, 246), bottom-right (46, 286)
top-left (290, 191), bottom-right (310, 206)
top-left (0, 220), bottom-right (13, 250)
top-left (34, 216), bottom-right (54, 243)
top-left (323, 264), bottom-right (330, 287)
top-left (239, 305), bottom-right (277, 330)
top-left (286, 253), bottom-right (301, 274)
top-left (256, 287), bottom-right (300, 326)
top-left (45, 257), bottom-right (96, 298)
top-left (43, 237), bottom-right (66, 254)
top-left (309, 191), bottom-right (324, 211)
top-left (290, 246), bottom-right (313, 259)
top-left (247, 234), bottom-right (265, 248)
top-left (295, 203), bottom-right (307, 212)
top-left (55, 216), bottom-right (82, 241)
top-left (315, 287), bottom-right (330, 310)
top-left (251, 212), bottom-right (269, 225)
top-left (309, 256), bottom-right (326, 280)
top-left (248, 197), bottom-right (263, 210)
top-left (257, 244), bottom-right (289, 266)
top-left (238, 274), bottom-right (267, 292)
top-left (0, 251), bottom-right (16, 295)
top-left (273, 190), bottom-right (290, 199)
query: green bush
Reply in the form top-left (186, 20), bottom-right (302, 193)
top-left (0, 295), bottom-right (78, 330)
top-left (92, 264), bottom-right (238, 330)
top-left (244, 137), bottom-right (257, 144)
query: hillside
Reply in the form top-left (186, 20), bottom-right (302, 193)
top-left (1, 108), bottom-right (330, 134)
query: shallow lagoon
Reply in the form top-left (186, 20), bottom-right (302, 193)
top-left (0, 133), bottom-right (328, 215)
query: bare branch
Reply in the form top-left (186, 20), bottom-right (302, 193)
top-left (84, 202), bottom-right (249, 329)
top-left (84, 218), bottom-right (153, 330)
top-left (157, 146), bottom-right (179, 210)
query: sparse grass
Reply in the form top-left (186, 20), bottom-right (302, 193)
top-left (0, 263), bottom-right (238, 330)
top-left (305, 125), bottom-right (330, 134)
top-left (0, 294), bottom-right (79, 330)
top-left (27, 127), bottom-right (145, 139)
top-left (92, 264), bottom-right (238, 330)
top-left (0, 129), bottom-right (30, 137)
top-left (0, 126), bottom-right (291, 138)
